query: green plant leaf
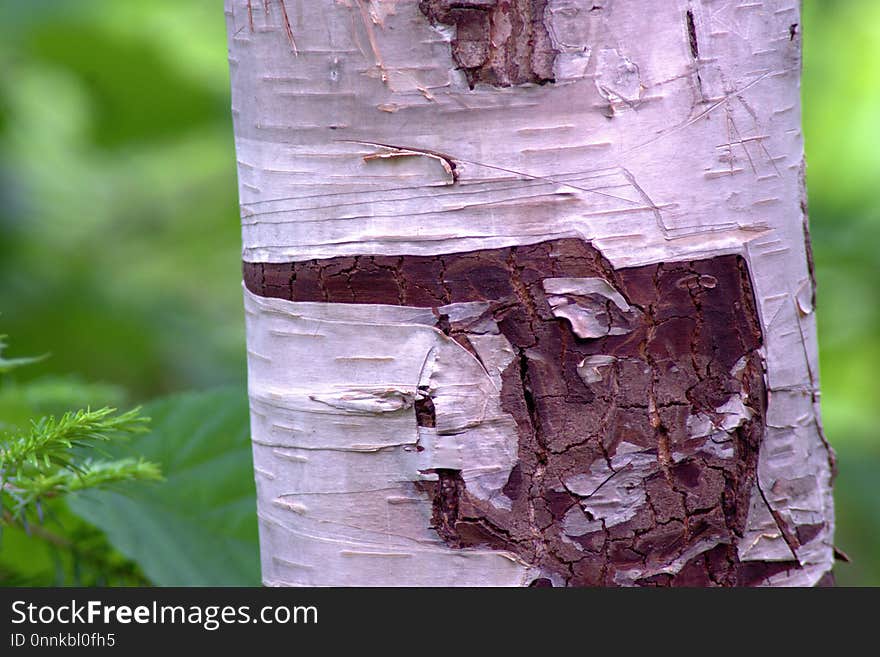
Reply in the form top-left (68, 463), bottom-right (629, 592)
top-left (67, 387), bottom-right (259, 586)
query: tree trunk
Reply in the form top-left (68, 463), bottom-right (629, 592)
top-left (226, 0), bottom-right (835, 586)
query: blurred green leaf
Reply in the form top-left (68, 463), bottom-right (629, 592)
top-left (0, 521), bottom-right (60, 585)
top-left (0, 503), bottom-right (149, 586)
top-left (26, 21), bottom-right (225, 149)
top-left (0, 335), bottom-right (47, 374)
top-left (0, 376), bottom-right (127, 434)
top-left (67, 387), bottom-right (259, 586)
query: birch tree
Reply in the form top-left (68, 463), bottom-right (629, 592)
top-left (226, 0), bottom-right (835, 586)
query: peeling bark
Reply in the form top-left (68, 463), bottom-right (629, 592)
top-left (228, 0), bottom-right (834, 586)
top-left (246, 240), bottom-right (788, 585)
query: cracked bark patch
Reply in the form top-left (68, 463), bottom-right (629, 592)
top-left (244, 238), bottom-right (813, 586)
top-left (418, 0), bottom-right (556, 88)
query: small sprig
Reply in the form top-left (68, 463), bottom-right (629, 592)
top-left (0, 407), bottom-right (159, 528)
top-left (9, 458), bottom-right (162, 509)
top-left (0, 407), bottom-right (149, 474)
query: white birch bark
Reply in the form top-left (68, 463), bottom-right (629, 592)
top-left (226, 0), bottom-right (834, 586)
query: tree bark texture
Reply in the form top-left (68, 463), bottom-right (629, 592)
top-left (226, 0), bottom-right (835, 586)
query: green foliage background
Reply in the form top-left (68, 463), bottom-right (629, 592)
top-left (0, 1), bottom-right (877, 585)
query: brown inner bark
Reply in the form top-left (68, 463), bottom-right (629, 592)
top-left (418, 0), bottom-right (556, 88)
top-left (244, 238), bottom-right (812, 586)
